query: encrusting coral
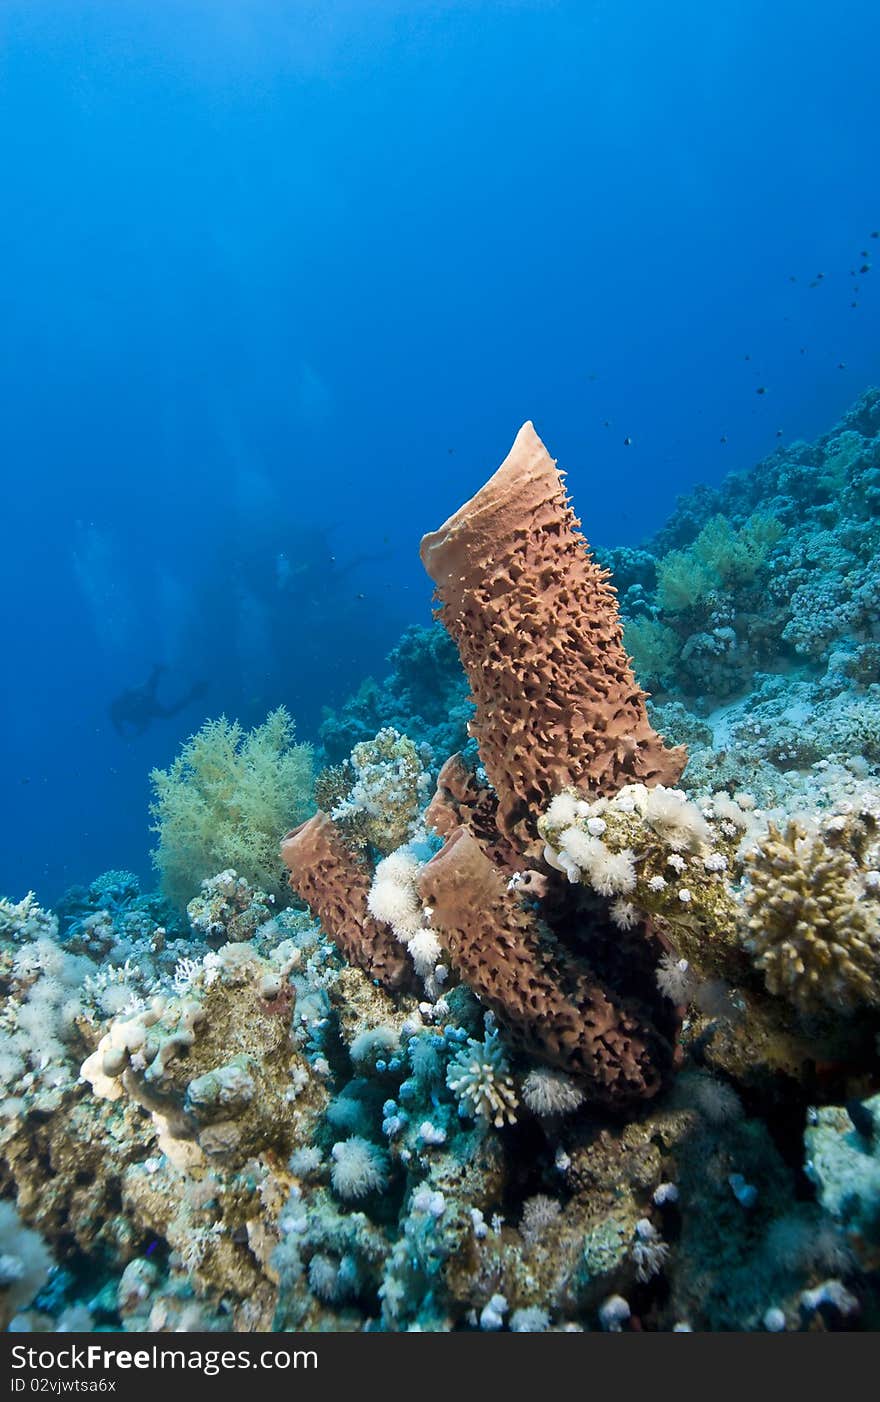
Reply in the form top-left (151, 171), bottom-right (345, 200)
top-left (318, 727), bottom-right (434, 855)
top-left (537, 782), bottom-right (748, 984)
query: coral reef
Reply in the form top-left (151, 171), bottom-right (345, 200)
top-left (611, 389), bottom-right (880, 714)
top-left (315, 727), bottom-right (433, 855)
top-left (3, 398), bottom-right (880, 1333)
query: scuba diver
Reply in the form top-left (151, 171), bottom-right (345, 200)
top-left (109, 664), bottom-right (207, 738)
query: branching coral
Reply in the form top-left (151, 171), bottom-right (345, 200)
top-left (150, 707), bottom-right (314, 907)
top-left (0, 892), bottom-right (58, 944)
top-left (741, 807), bottom-right (880, 1016)
top-left (445, 1029), bottom-right (518, 1128)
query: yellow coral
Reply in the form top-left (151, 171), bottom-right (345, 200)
top-left (742, 818), bottom-right (880, 1016)
top-left (656, 513), bottom-right (783, 613)
top-left (150, 707), bottom-right (314, 907)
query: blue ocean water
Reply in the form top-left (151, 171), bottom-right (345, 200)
top-left (1, 0), bottom-right (878, 898)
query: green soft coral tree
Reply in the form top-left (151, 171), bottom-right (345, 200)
top-left (150, 706), bottom-right (314, 908)
top-left (656, 512), bottom-right (783, 613)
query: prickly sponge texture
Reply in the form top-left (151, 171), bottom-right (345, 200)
top-left (425, 752), bottom-right (520, 873)
top-left (150, 707), bottom-right (314, 907)
top-left (418, 826), bottom-right (673, 1102)
top-left (420, 422), bottom-right (686, 857)
top-left (742, 813), bottom-right (880, 1015)
top-left (281, 813), bottom-right (415, 992)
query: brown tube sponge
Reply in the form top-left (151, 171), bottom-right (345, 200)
top-left (425, 752), bottom-right (521, 874)
top-left (419, 826), bottom-right (672, 1102)
top-left (281, 813), bottom-right (414, 991)
top-left (420, 422), bottom-right (687, 856)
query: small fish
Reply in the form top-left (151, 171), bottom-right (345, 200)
top-left (603, 420), bottom-right (611, 428)
top-left (872, 231), bottom-right (879, 238)
top-left (860, 263), bottom-right (871, 273)
top-left (756, 386), bottom-right (767, 395)
top-left (744, 353), bottom-right (751, 360)
top-left (623, 436), bottom-right (633, 446)
top-left (852, 301), bottom-right (859, 308)
top-left (776, 429), bottom-right (783, 437)
top-left (720, 435), bottom-right (728, 444)
top-left (838, 362), bottom-right (846, 369)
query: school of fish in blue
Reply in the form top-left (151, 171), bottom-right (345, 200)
top-left (1, 3), bottom-right (880, 1332)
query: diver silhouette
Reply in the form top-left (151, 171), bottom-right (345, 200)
top-left (109, 664), bottom-right (208, 737)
